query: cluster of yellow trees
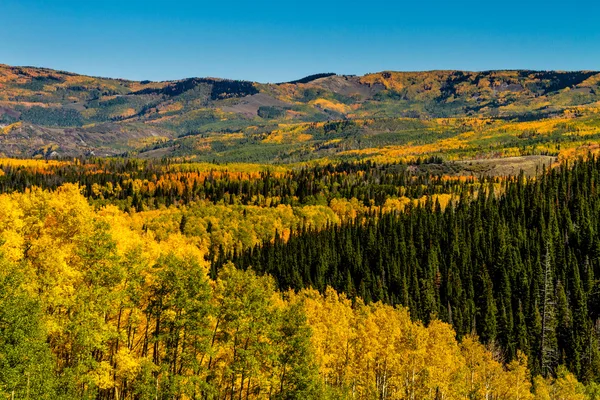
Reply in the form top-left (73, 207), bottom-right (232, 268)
top-left (0, 185), bottom-right (596, 399)
top-left (299, 287), bottom-right (597, 399)
top-left (134, 200), bottom-right (341, 255)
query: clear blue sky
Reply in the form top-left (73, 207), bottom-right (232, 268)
top-left (2, 0), bottom-right (599, 83)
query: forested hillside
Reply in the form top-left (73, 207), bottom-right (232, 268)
top-left (225, 157), bottom-right (600, 384)
top-left (2, 64), bottom-right (600, 162)
top-left (0, 183), bottom-right (597, 399)
top-left (1, 156), bottom-right (600, 398)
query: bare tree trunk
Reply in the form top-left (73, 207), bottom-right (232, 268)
top-left (540, 242), bottom-right (556, 377)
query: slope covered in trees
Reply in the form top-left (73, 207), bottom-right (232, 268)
top-left (0, 157), bottom-right (471, 209)
top-left (224, 156), bottom-right (600, 386)
top-left (0, 184), bottom-right (597, 399)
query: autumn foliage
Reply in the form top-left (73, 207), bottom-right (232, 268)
top-left (0, 184), bottom-right (597, 399)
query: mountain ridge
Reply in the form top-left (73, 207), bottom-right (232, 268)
top-left (2, 64), bottom-right (600, 161)
top-left (4, 63), bottom-right (599, 84)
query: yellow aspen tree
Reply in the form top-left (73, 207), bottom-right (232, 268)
top-left (499, 351), bottom-right (534, 400)
top-left (460, 335), bottom-right (504, 399)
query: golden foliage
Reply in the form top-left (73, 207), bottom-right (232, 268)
top-left (0, 184), bottom-right (592, 398)
top-left (310, 98), bottom-right (351, 114)
top-left (1, 121), bottom-right (22, 135)
top-left (263, 124), bottom-right (313, 144)
top-left (295, 288), bottom-right (539, 399)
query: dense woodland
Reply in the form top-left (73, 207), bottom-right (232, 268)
top-left (0, 157), bottom-right (456, 209)
top-left (1, 157), bottom-right (600, 398)
top-left (225, 157), bottom-right (600, 383)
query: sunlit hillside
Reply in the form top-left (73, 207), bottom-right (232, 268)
top-left (1, 65), bottom-right (600, 163)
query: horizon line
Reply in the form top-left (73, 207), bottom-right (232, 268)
top-left (2, 63), bottom-right (600, 84)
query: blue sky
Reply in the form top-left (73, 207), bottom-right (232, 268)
top-left (2, 0), bottom-right (599, 83)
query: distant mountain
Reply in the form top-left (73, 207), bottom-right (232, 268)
top-left (1, 64), bottom-right (599, 160)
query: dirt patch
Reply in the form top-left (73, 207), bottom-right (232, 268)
top-left (63, 102), bottom-right (87, 112)
top-left (221, 93), bottom-right (291, 117)
top-left (0, 106), bottom-right (20, 118)
top-left (454, 155), bottom-right (557, 176)
top-left (309, 75), bottom-right (384, 99)
top-left (0, 122), bottom-right (173, 157)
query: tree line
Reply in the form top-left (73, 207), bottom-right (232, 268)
top-left (0, 157), bottom-right (471, 210)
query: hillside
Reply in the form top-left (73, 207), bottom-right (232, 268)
top-left (2, 64), bottom-right (600, 161)
top-left (2, 155), bottom-right (600, 398)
